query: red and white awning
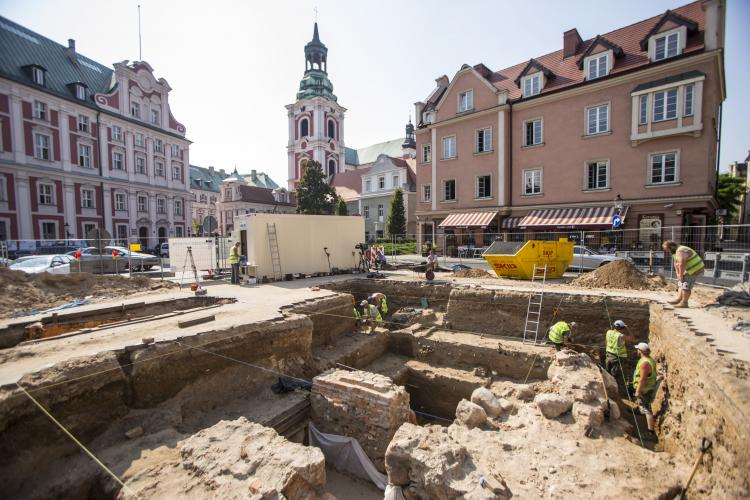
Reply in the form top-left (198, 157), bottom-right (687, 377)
top-left (439, 211), bottom-right (498, 228)
top-left (501, 216), bottom-right (523, 229)
top-left (519, 206), bottom-right (629, 228)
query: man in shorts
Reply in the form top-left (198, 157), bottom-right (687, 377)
top-left (662, 240), bottom-right (704, 308)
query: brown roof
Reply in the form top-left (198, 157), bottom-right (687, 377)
top-left (237, 185), bottom-right (295, 206)
top-left (331, 167), bottom-right (370, 202)
top-left (482, 1), bottom-right (706, 101)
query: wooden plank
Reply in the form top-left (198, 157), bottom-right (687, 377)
top-left (177, 314), bottom-right (216, 328)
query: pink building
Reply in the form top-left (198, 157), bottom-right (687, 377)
top-left (414, 0), bottom-right (725, 250)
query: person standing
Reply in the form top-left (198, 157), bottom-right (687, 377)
top-left (229, 241), bottom-right (241, 285)
top-left (662, 240), bottom-right (704, 308)
top-left (547, 321), bottom-right (576, 350)
top-left (632, 342), bottom-right (658, 435)
top-left (604, 320), bottom-right (635, 377)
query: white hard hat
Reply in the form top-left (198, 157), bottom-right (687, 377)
top-left (614, 320), bottom-right (626, 329)
top-left (568, 321), bottom-right (577, 328)
top-left (360, 300), bottom-right (369, 307)
top-left (634, 342), bottom-right (650, 352)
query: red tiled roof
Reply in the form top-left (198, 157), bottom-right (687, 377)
top-left (331, 167), bottom-right (370, 202)
top-left (487, 1), bottom-right (706, 101)
top-left (238, 185), bottom-right (294, 206)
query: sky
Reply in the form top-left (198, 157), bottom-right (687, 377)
top-left (1, 0), bottom-right (748, 185)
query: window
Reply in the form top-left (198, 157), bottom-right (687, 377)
top-left (81, 189), bottom-right (94, 208)
top-left (327, 119), bottom-right (335, 139)
top-left (137, 195), bottom-right (147, 212)
top-left (78, 144), bottom-right (91, 168)
top-left (210, 196), bottom-right (216, 203)
top-left (442, 179), bottom-right (456, 201)
top-left (587, 54), bottom-right (608, 80)
top-left (586, 104), bottom-right (609, 135)
top-left (586, 161), bottom-right (609, 190)
top-left (131, 101), bottom-right (141, 118)
top-left (639, 95), bottom-right (649, 125)
top-left (33, 133), bottom-right (50, 160)
top-left (363, 205), bottom-right (370, 218)
top-left (112, 125), bottom-right (122, 141)
top-left (653, 89), bottom-right (678, 121)
top-left (522, 73), bottom-right (541, 97)
top-left (0, 177), bottom-right (6, 201)
top-left (684, 84), bottom-right (694, 116)
top-left (82, 223), bottom-right (97, 236)
top-left (378, 176), bottom-right (385, 189)
top-left (300, 118), bottom-right (309, 137)
top-left (423, 112), bottom-right (434, 124)
top-left (365, 179), bottom-right (372, 192)
top-left (151, 109), bottom-right (160, 126)
top-left (32, 67), bottom-right (45, 85)
top-left (157, 198), bottom-right (166, 214)
top-left (524, 119), bottom-right (543, 146)
top-left (116, 224), bottom-right (128, 242)
top-left (38, 184), bottom-right (54, 205)
top-left (113, 151), bottom-right (124, 170)
top-left (476, 127), bottom-right (492, 153)
top-left (377, 204), bottom-right (384, 218)
top-left (174, 200), bottom-right (183, 216)
top-left (650, 152), bottom-right (677, 184)
top-left (523, 169), bottom-right (542, 195)
top-left (392, 174), bottom-right (399, 188)
top-left (422, 144), bottom-right (431, 163)
top-left (155, 160), bottom-right (164, 177)
top-left (135, 157), bottom-right (146, 174)
top-left (171, 144), bottom-right (180, 156)
top-left (458, 90), bottom-right (473, 112)
top-left (224, 188), bottom-right (231, 200)
top-left (33, 100), bottom-right (47, 120)
top-left (422, 184), bottom-right (431, 202)
top-left (115, 193), bottom-right (126, 211)
top-left (154, 139), bottom-right (163, 153)
top-left (175, 226), bottom-right (184, 237)
top-left (654, 32), bottom-right (679, 61)
top-left (442, 136), bottom-right (456, 159)
top-left (135, 133), bottom-right (144, 147)
top-left (172, 165), bottom-right (181, 180)
top-left (41, 222), bottom-right (57, 240)
top-left (476, 175), bottom-right (491, 198)
top-left (75, 84), bottom-right (86, 100)
top-left (327, 159), bottom-right (336, 176)
top-left (77, 115), bottom-right (89, 133)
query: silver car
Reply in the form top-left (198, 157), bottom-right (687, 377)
top-left (78, 246), bottom-right (159, 271)
top-left (568, 245), bottom-right (623, 271)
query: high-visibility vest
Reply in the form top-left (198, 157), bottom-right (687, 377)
top-left (380, 296), bottom-right (388, 314)
top-left (548, 321), bottom-right (570, 344)
top-left (677, 245), bottom-right (704, 275)
top-left (605, 329), bottom-right (627, 358)
top-left (229, 247), bottom-right (240, 264)
top-left (633, 356), bottom-right (657, 394)
top-left (353, 307), bottom-right (361, 320)
top-left (365, 304), bottom-right (383, 323)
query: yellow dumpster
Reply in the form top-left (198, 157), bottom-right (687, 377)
top-left (482, 238), bottom-right (574, 279)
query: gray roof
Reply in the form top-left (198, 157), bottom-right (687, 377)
top-left (0, 16), bottom-right (114, 105)
top-left (190, 165), bottom-right (230, 192)
top-left (242, 172), bottom-right (280, 189)
top-left (632, 70), bottom-right (704, 93)
top-left (345, 138), bottom-right (404, 166)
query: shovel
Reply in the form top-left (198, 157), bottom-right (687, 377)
top-left (677, 437), bottom-right (712, 499)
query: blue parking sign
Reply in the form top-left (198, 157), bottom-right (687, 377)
top-left (612, 214), bottom-right (621, 228)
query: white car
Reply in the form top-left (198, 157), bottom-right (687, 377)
top-left (9, 254), bottom-right (72, 274)
top-left (568, 246), bottom-right (623, 271)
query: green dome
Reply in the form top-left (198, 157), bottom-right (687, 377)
top-left (296, 69), bottom-right (337, 101)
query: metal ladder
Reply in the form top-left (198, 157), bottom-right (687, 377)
top-left (523, 264), bottom-right (547, 344)
top-left (267, 223), bottom-right (282, 280)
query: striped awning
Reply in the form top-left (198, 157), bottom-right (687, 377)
top-left (519, 206), bottom-right (629, 228)
top-left (439, 211), bottom-right (498, 228)
top-left (501, 216), bottom-right (523, 229)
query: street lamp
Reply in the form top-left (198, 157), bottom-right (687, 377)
top-left (64, 222), bottom-right (71, 239)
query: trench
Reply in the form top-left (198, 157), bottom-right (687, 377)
top-left (0, 279), bottom-right (744, 498)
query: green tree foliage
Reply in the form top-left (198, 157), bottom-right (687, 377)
top-left (716, 173), bottom-right (746, 223)
top-left (296, 160), bottom-right (337, 215)
top-left (336, 197), bottom-right (349, 216)
top-left (386, 188), bottom-right (407, 237)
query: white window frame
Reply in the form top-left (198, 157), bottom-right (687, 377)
top-left (78, 143), bottom-right (92, 168)
top-left (522, 72), bottom-right (542, 98)
top-left (77, 115), bottom-right (89, 133)
top-left (422, 184), bottom-right (431, 202)
top-left (41, 221), bottom-right (58, 240)
top-left (378, 176), bottom-right (385, 190)
top-left (684, 84), bottom-right (694, 117)
top-left (174, 200), bottom-right (183, 216)
top-left (442, 135), bottom-right (456, 160)
top-left (131, 101), bottom-right (141, 118)
top-left (75, 84), bottom-right (86, 100)
top-left (653, 31), bottom-right (680, 61)
top-left (82, 222), bottom-right (97, 237)
top-left (377, 204), bottom-right (384, 218)
top-left (653, 88), bottom-right (678, 122)
top-left (112, 125), bottom-right (122, 142)
top-left (0, 177), bottom-right (6, 202)
top-left (523, 118), bottom-right (543, 146)
top-left (586, 53), bottom-right (609, 80)
top-left (135, 133), bottom-right (144, 147)
top-left (32, 67), bottom-right (45, 85)
top-left (81, 188), bottom-right (95, 209)
top-left (392, 174), bottom-right (400, 188)
top-left (422, 144), bottom-right (431, 163)
top-left (648, 151), bottom-right (679, 185)
top-left (458, 89), bottom-right (473, 113)
top-left (638, 95), bottom-right (649, 125)
top-left (585, 160), bottom-right (610, 191)
top-left (112, 150), bottom-right (124, 170)
top-left (156, 198), bottom-right (166, 214)
top-left (586, 103), bottom-right (609, 135)
top-left (115, 193), bottom-right (126, 212)
top-left (38, 183), bottom-right (55, 205)
top-left (171, 144), bottom-right (180, 156)
top-left (137, 195), bottom-right (148, 212)
top-left (172, 165), bottom-right (182, 180)
top-left (364, 179), bottom-right (372, 192)
top-left (522, 168), bottom-right (543, 196)
top-left (363, 205), bottom-right (370, 219)
top-left (442, 179), bottom-right (456, 202)
top-left (33, 100), bottom-right (47, 120)
top-left (154, 138), bottom-right (163, 153)
top-left (476, 174), bottom-right (492, 199)
top-left (135, 156), bottom-right (146, 174)
top-left (151, 109), bottom-right (160, 126)
top-left (476, 127), bottom-right (492, 153)
top-left (33, 132), bottom-right (51, 160)
top-left (155, 160), bottom-right (165, 177)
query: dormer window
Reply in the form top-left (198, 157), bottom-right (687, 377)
top-left (151, 109), bottom-right (160, 126)
top-left (458, 90), bottom-right (473, 112)
top-left (586, 54), bottom-right (609, 80)
top-left (31, 66), bottom-right (45, 86)
top-left (75, 84), bottom-right (86, 100)
top-left (131, 101), bottom-right (141, 119)
top-left (522, 73), bottom-right (542, 98)
top-left (423, 112), bottom-right (434, 124)
top-left (653, 31), bottom-right (680, 61)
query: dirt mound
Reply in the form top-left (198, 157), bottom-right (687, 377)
top-left (453, 268), bottom-right (494, 279)
top-left (0, 268), bottom-right (177, 318)
top-left (570, 259), bottom-right (674, 291)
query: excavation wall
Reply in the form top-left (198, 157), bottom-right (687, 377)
top-left (285, 293), bottom-right (355, 347)
top-left (324, 279), bottom-right (452, 312)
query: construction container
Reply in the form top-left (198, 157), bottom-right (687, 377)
top-left (482, 239), bottom-right (574, 279)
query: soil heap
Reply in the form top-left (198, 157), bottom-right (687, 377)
top-left (0, 268), bottom-right (176, 318)
top-left (453, 268), bottom-right (494, 278)
top-left (570, 259), bottom-right (673, 291)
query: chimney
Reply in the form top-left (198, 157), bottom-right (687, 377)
top-left (415, 101), bottom-right (425, 123)
top-left (563, 29), bottom-right (582, 58)
top-left (435, 75), bottom-right (449, 88)
top-left (219, 168), bottom-right (225, 176)
top-left (208, 166), bottom-right (214, 173)
top-left (66, 38), bottom-right (78, 65)
top-left (702, 0), bottom-right (725, 51)
top-left (251, 169), bottom-right (257, 181)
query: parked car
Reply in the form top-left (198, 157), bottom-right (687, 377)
top-left (160, 242), bottom-right (169, 258)
top-left (9, 254), bottom-right (72, 274)
top-left (77, 246), bottom-right (160, 271)
top-left (568, 245), bottom-right (623, 271)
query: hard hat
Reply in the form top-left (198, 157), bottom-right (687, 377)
top-left (568, 321), bottom-right (578, 328)
top-left (614, 320), bottom-right (626, 329)
top-left (360, 300), bottom-right (369, 307)
top-left (634, 342), bottom-right (650, 352)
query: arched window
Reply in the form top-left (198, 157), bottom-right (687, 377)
top-left (327, 159), bottom-right (336, 176)
top-left (327, 119), bottom-right (336, 139)
top-left (300, 118), bottom-right (309, 138)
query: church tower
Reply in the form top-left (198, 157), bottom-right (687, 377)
top-left (286, 23), bottom-right (346, 190)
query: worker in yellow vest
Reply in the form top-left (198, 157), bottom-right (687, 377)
top-left (604, 320), bottom-right (635, 377)
top-left (229, 241), bottom-right (241, 285)
top-left (631, 342), bottom-right (657, 435)
top-left (662, 240), bottom-right (704, 308)
top-left (368, 292), bottom-right (388, 315)
top-left (546, 321), bottom-right (577, 351)
top-left (360, 299), bottom-right (383, 333)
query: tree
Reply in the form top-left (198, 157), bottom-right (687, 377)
top-left (336, 197), bottom-right (349, 216)
top-left (386, 188), bottom-right (407, 237)
top-left (296, 160), bottom-right (337, 215)
top-left (716, 173), bottom-right (746, 223)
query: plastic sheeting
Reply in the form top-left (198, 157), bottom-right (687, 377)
top-left (308, 422), bottom-right (389, 491)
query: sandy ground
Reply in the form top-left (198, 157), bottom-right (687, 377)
top-left (325, 467), bottom-right (382, 500)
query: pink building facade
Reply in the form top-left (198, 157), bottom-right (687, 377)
top-left (414, 0), bottom-right (725, 249)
